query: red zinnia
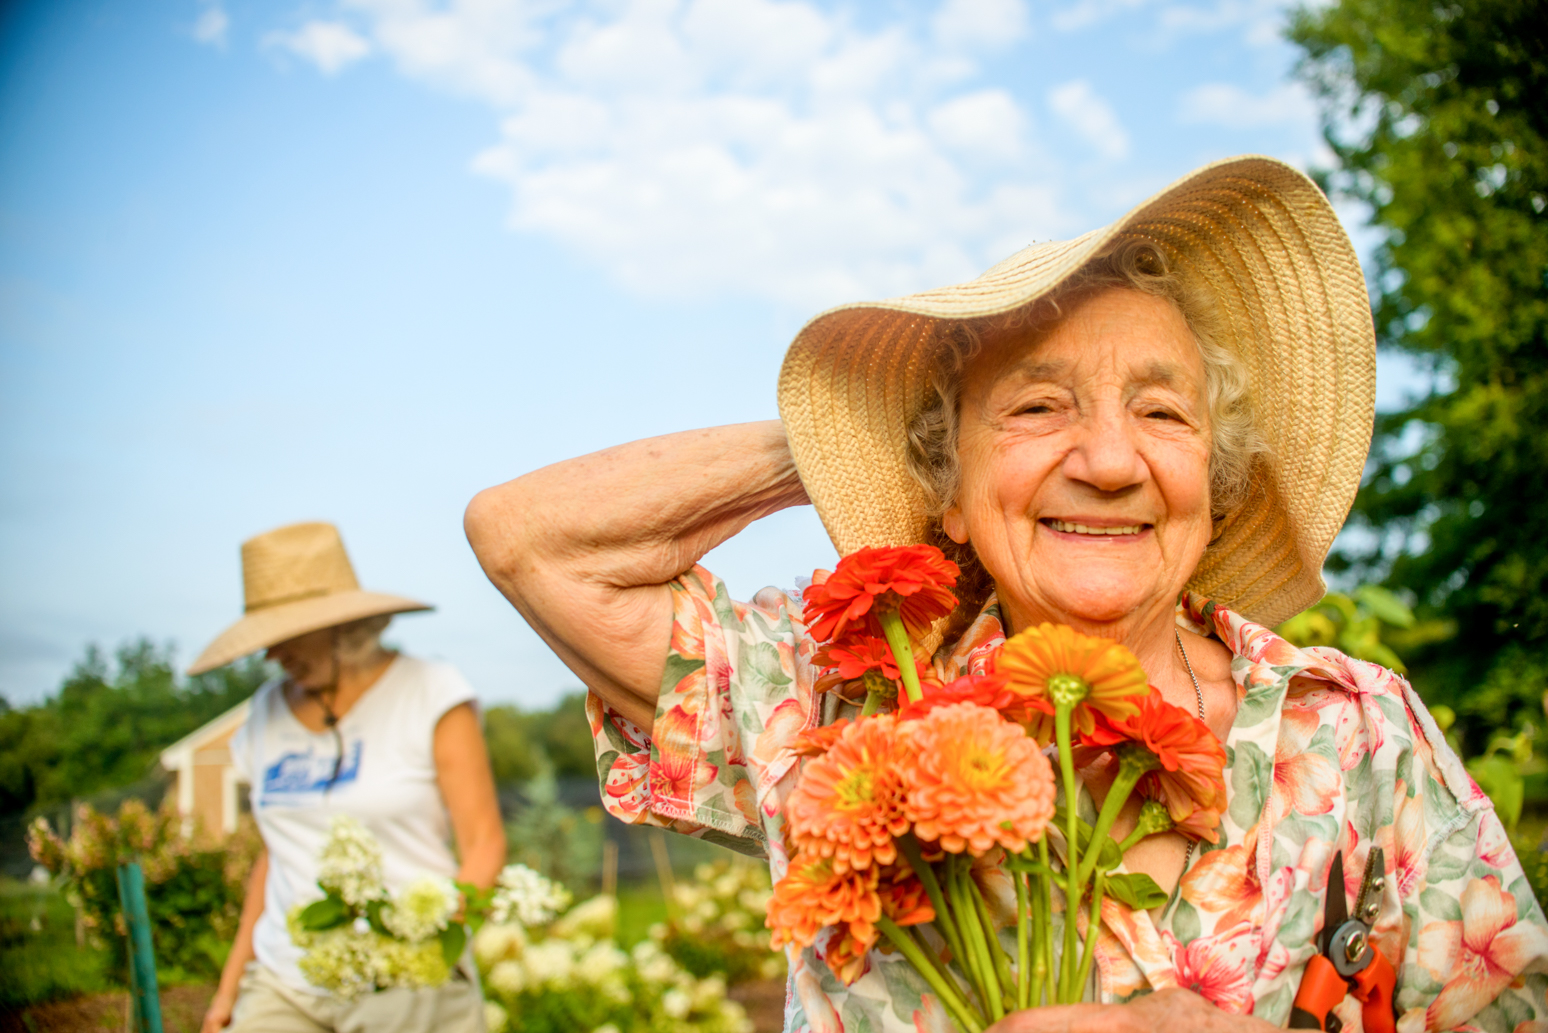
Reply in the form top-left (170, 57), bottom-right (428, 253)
top-left (1078, 691), bottom-right (1228, 843)
top-left (801, 545), bottom-right (959, 646)
top-left (897, 673), bottom-right (1015, 721)
top-left (815, 636), bottom-right (928, 682)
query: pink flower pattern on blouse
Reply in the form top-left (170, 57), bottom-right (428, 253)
top-left (585, 566), bottom-right (1548, 1032)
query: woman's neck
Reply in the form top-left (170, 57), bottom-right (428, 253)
top-left (288, 651), bottom-right (397, 728)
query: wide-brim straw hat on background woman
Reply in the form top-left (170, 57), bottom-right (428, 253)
top-left (187, 521), bottom-right (430, 675)
top-left (778, 155), bottom-right (1376, 629)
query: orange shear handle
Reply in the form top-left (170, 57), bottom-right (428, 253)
top-left (1351, 948), bottom-right (1398, 1033)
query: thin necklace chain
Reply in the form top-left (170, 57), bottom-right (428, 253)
top-left (1175, 629), bottom-right (1205, 873)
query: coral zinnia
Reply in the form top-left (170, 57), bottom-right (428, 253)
top-left (786, 715), bottom-right (910, 871)
top-left (801, 545), bottom-right (959, 645)
top-left (900, 702), bottom-right (1056, 854)
top-left (993, 623), bottom-right (1150, 741)
top-left (767, 853), bottom-right (881, 957)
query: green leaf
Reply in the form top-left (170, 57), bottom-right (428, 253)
top-left (1353, 585), bottom-right (1415, 628)
top-left (1420, 887), bottom-right (1464, 923)
top-left (299, 895), bottom-right (348, 932)
top-left (1228, 740), bottom-right (1273, 830)
top-left (365, 899), bottom-right (390, 936)
top-left (1104, 873), bottom-right (1169, 910)
top-left (439, 922), bottom-right (467, 968)
top-left (1171, 899), bottom-right (1201, 944)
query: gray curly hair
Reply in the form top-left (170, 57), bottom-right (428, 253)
top-left (903, 238), bottom-right (1269, 621)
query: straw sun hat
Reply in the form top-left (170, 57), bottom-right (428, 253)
top-left (778, 155), bottom-right (1376, 628)
top-left (187, 522), bottom-right (430, 675)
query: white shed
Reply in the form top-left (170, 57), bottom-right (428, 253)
top-left (159, 700), bottom-right (250, 836)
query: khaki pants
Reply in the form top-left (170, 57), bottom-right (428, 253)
top-left (229, 964), bottom-right (486, 1033)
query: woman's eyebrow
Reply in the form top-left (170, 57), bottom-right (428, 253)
top-left (1001, 358), bottom-right (1069, 384)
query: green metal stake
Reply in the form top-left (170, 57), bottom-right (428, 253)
top-left (115, 862), bottom-right (164, 1033)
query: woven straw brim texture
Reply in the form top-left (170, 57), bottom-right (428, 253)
top-left (778, 155), bottom-right (1375, 628)
top-left (186, 591), bottom-right (430, 675)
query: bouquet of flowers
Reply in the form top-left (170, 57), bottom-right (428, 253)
top-left (288, 816), bottom-right (465, 997)
top-left (766, 545), bottom-right (1228, 1031)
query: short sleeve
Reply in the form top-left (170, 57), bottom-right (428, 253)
top-left (587, 565), bottom-right (822, 858)
top-left (1390, 729), bottom-right (1548, 1030)
top-left (421, 662), bottom-right (478, 727)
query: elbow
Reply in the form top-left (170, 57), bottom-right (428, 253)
top-left (465, 482), bottom-right (534, 590)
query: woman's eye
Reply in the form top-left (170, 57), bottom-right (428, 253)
top-left (1017, 403), bottom-right (1054, 415)
top-left (1143, 408), bottom-right (1179, 421)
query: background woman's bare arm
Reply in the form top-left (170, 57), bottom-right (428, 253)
top-left (464, 421), bottom-right (809, 731)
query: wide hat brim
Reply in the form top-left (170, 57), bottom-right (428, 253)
top-left (186, 591), bottom-right (431, 675)
top-left (777, 155), bottom-right (1375, 628)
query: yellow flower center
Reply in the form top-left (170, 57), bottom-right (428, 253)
top-left (834, 766), bottom-right (877, 809)
top-left (957, 744), bottom-right (1010, 792)
top-left (1047, 672), bottom-right (1090, 707)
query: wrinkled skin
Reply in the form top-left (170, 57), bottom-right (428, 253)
top-left (986, 988), bottom-right (1280, 1033)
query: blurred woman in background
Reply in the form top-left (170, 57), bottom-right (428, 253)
top-left (194, 521), bottom-right (503, 1033)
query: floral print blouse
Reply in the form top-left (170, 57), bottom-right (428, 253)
top-left (586, 565), bottom-right (1548, 1032)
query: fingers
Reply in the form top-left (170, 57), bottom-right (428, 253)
top-left (986, 1003), bottom-right (1112, 1033)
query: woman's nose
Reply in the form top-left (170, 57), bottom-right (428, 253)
top-left (1061, 409), bottom-right (1148, 493)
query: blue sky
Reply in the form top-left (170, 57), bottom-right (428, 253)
top-left (0, 0), bottom-right (1402, 707)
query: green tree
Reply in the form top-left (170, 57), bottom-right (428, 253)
top-left (0, 641), bottom-right (271, 814)
top-left (482, 692), bottom-right (596, 784)
top-left (1291, 0), bottom-right (1548, 751)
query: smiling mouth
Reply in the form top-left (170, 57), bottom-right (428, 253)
top-left (1043, 519), bottom-right (1150, 536)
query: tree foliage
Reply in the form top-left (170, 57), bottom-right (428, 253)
top-left (483, 692), bottom-right (595, 784)
top-left (0, 641), bottom-right (271, 815)
top-left (1290, 0), bottom-right (1548, 749)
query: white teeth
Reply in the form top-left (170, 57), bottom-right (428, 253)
top-left (1048, 519), bottom-right (1144, 536)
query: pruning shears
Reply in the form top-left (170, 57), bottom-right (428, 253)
top-left (1289, 847), bottom-right (1399, 1033)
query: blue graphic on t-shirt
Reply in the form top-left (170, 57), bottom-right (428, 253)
top-left (260, 740), bottom-right (362, 804)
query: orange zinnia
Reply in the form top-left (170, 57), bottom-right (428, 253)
top-left (767, 853), bottom-right (881, 955)
top-left (786, 715), bottom-right (910, 871)
top-left (802, 545), bottom-right (959, 645)
top-left (993, 623), bottom-right (1150, 741)
top-left (878, 864), bottom-right (934, 927)
top-left (900, 702), bottom-right (1056, 854)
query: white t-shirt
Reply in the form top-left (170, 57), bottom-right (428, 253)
top-left (230, 656), bottom-right (477, 992)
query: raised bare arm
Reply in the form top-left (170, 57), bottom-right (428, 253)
top-left (464, 421), bottom-right (810, 732)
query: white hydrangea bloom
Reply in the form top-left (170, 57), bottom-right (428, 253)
top-left (473, 922), bottom-right (527, 969)
top-left (661, 987), bottom-right (692, 1019)
top-left (487, 864), bottom-right (571, 926)
top-left (296, 928), bottom-right (379, 999)
top-left (315, 816), bottom-right (385, 907)
top-left (483, 1001), bottom-right (510, 1033)
top-left (520, 940), bottom-right (576, 988)
top-left (486, 959), bottom-right (527, 997)
top-left (551, 894), bottom-right (616, 941)
top-left (381, 876), bottom-right (458, 943)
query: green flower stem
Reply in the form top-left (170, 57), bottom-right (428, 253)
top-left (969, 873), bottom-right (1016, 1007)
top-left (1071, 869), bottom-right (1107, 1001)
top-left (1014, 867), bottom-right (1030, 1011)
top-left (878, 610), bottom-right (923, 703)
top-left (907, 923), bottom-right (962, 995)
top-left (879, 915), bottom-right (986, 1033)
top-left (1037, 837), bottom-right (1054, 1007)
top-left (1054, 705), bottom-right (1081, 1003)
top-left (898, 836), bottom-right (968, 976)
top-left (1076, 753), bottom-right (1154, 886)
top-left (860, 688), bottom-right (886, 716)
top-left (943, 857), bottom-right (990, 1013)
top-left (953, 863), bottom-right (1004, 1022)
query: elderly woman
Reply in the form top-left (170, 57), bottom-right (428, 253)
top-left (465, 157), bottom-right (1548, 1031)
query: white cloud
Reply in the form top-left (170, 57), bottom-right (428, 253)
top-left (1051, 0), bottom-right (1282, 44)
top-left (267, 21), bottom-right (372, 75)
top-left (1178, 82), bottom-right (1317, 128)
top-left (1047, 79), bottom-right (1129, 159)
top-left (292, 0), bottom-right (1070, 307)
top-left (193, 4), bottom-right (229, 49)
top-left (1050, 0), bottom-right (1149, 33)
top-left (932, 0), bottom-right (1030, 51)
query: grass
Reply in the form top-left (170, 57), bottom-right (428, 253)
top-left (615, 879), bottom-right (669, 947)
top-left (0, 877), bottom-right (114, 1009)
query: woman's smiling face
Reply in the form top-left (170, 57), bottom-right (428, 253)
top-left (943, 287), bottom-right (1215, 636)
